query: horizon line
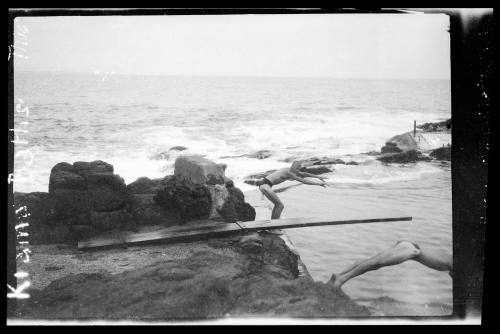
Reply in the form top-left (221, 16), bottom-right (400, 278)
top-left (14, 69), bottom-right (451, 81)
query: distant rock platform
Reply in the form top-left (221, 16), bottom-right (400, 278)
top-left (377, 119), bottom-right (452, 164)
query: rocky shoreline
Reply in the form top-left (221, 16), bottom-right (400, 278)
top-left (11, 119), bottom-right (451, 320)
top-left (241, 119), bottom-right (451, 185)
top-left (13, 154), bottom-right (369, 320)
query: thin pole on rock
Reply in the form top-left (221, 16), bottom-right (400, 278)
top-left (414, 120), bottom-right (416, 137)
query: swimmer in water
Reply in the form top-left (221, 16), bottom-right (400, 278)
top-left (255, 161), bottom-right (327, 219)
top-left (328, 240), bottom-right (453, 289)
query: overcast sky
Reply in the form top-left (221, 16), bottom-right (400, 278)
top-left (14, 14), bottom-right (450, 79)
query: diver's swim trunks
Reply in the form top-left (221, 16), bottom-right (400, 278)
top-left (256, 177), bottom-right (273, 187)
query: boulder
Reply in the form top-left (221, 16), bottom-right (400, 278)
top-left (174, 155), bottom-right (226, 185)
top-left (218, 185), bottom-right (256, 223)
top-left (26, 160), bottom-right (136, 244)
top-left (380, 132), bottom-right (419, 154)
top-left (73, 160), bottom-right (114, 177)
top-left (48, 160), bottom-right (129, 215)
top-left (430, 146), bottom-right (451, 161)
top-left (49, 163), bottom-right (87, 192)
top-left (154, 177), bottom-right (212, 223)
top-left (129, 194), bottom-right (180, 226)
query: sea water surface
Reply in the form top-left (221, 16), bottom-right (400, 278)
top-left (14, 72), bottom-right (452, 315)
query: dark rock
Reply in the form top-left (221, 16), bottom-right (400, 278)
top-left (299, 166), bottom-right (332, 175)
top-left (129, 194), bottom-right (181, 226)
top-left (174, 155), bottom-right (226, 185)
top-left (49, 170), bottom-right (87, 193)
top-left (126, 177), bottom-right (168, 194)
top-left (377, 150), bottom-right (430, 163)
top-left (56, 212), bottom-right (90, 227)
top-left (89, 209), bottom-right (135, 231)
top-left (50, 189), bottom-right (92, 219)
top-left (380, 142), bottom-right (403, 154)
top-left (218, 186), bottom-right (256, 223)
top-left (14, 192), bottom-right (54, 226)
top-left (73, 160), bottom-right (114, 177)
top-left (17, 233), bottom-right (370, 319)
top-left (380, 132), bottom-right (419, 154)
top-left (86, 173), bottom-right (125, 189)
top-left (88, 186), bottom-right (128, 212)
top-left (49, 160), bottom-right (129, 214)
top-left (169, 146), bottom-right (188, 151)
top-left (417, 119), bottom-right (451, 132)
top-left (69, 225), bottom-right (97, 240)
top-left (346, 161), bottom-right (359, 165)
top-left (430, 146), bottom-right (451, 161)
top-left (154, 177), bottom-right (212, 223)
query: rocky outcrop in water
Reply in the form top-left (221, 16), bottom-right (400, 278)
top-left (380, 132), bottom-right (419, 154)
top-left (378, 120), bottom-right (452, 163)
top-left (377, 150), bottom-right (432, 164)
top-left (417, 118), bottom-right (451, 132)
top-left (429, 145), bottom-right (451, 161)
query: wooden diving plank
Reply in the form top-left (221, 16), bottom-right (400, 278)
top-left (239, 216), bottom-right (413, 231)
top-left (78, 216), bottom-right (412, 251)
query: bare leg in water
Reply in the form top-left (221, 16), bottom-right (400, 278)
top-left (329, 241), bottom-right (453, 289)
top-left (259, 184), bottom-right (284, 219)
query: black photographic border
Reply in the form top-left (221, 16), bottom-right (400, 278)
top-left (5, 7), bottom-right (493, 325)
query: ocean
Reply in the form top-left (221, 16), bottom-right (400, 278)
top-left (13, 71), bottom-right (452, 314)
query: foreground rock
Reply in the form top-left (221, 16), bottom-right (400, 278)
top-left (14, 156), bottom-right (256, 244)
top-left (155, 155), bottom-right (255, 223)
top-left (15, 233), bottom-right (369, 319)
top-left (14, 161), bottom-right (135, 245)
